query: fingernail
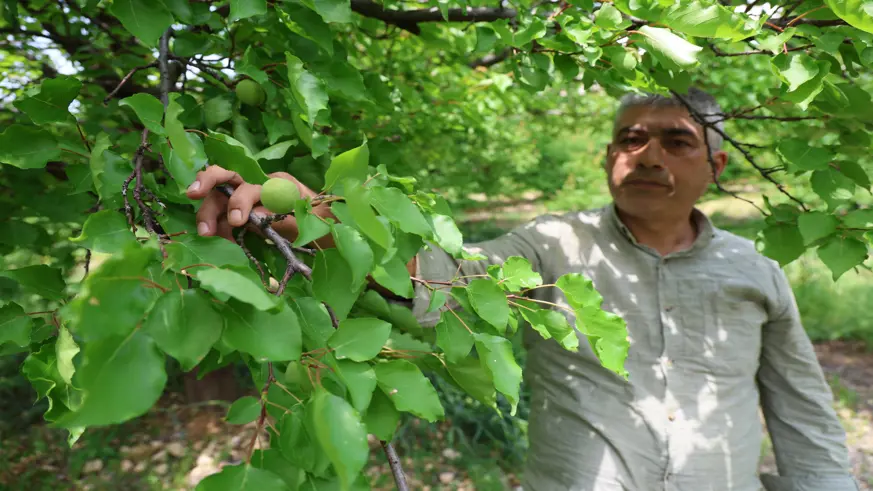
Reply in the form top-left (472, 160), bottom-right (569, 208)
top-left (197, 222), bottom-right (209, 235)
top-left (188, 181), bottom-right (201, 192)
top-left (230, 209), bottom-right (242, 224)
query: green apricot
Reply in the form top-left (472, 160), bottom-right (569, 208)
top-left (235, 79), bottom-right (266, 106)
top-left (260, 177), bottom-right (301, 214)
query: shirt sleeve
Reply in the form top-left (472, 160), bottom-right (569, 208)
top-left (757, 262), bottom-right (858, 491)
top-left (410, 214), bottom-right (559, 327)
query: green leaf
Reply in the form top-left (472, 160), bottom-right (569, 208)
top-left (293, 199), bottom-right (331, 247)
top-left (162, 132), bottom-right (208, 190)
top-left (204, 96), bottom-right (234, 128)
top-left (262, 113), bottom-right (296, 145)
top-left (142, 290), bottom-right (223, 371)
top-left (226, 396), bottom-right (262, 424)
top-left (636, 25), bottom-right (703, 68)
top-left (761, 222), bottom-right (807, 266)
top-left (374, 359), bottom-right (444, 422)
top-left (837, 161), bottom-right (871, 190)
top-left (772, 53), bottom-right (821, 92)
top-left (204, 132), bottom-right (269, 185)
top-left (310, 389), bottom-right (369, 491)
top-left (336, 360), bottom-right (377, 412)
top-left (594, 4), bottom-right (624, 29)
top-left (70, 210), bottom-right (137, 254)
top-left (196, 268), bottom-right (280, 311)
top-left (811, 168), bottom-right (856, 209)
top-left (0, 303), bottom-right (32, 350)
top-left (108, 0), bottom-right (174, 47)
top-left (56, 326), bottom-right (80, 386)
top-left (230, 0), bottom-right (267, 21)
top-left (818, 236), bottom-right (868, 281)
top-left (119, 94), bottom-right (166, 136)
top-left (221, 300), bottom-right (303, 362)
top-left (435, 311), bottom-right (473, 363)
top-left (500, 256), bottom-right (542, 292)
top-left (426, 290), bottom-right (448, 314)
top-left (57, 331), bottom-right (166, 428)
top-left (844, 209), bottom-right (873, 229)
top-left (661, 1), bottom-right (757, 41)
top-left (466, 279), bottom-right (509, 332)
top-left (331, 223), bottom-right (374, 289)
top-left (165, 93), bottom-right (200, 170)
top-left (825, 0), bottom-right (873, 35)
top-left (165, 234), bottom-right (251, 271)
top-left (13, 75), bottom-right (81, 125)
top-left (324, 140), bottom-right (369, 192)
top-left (328, 317), bottom-right (391, 361)
top-left (517, 299), bottom-right (579, 351)
top-left (285, 53), bottom-right (329, 126)
top-left (196, 463), bottom-right (290, 491)
top-left (369, 186), bottom-right (432, 237)
top-left (776, 139), bottom-right (833, 171)
top-left (429, 214), bottom-right (464, 256)
top-left (798, 211), bottom-right (839, 245)
top-left (67, 245), bottom-right (157, 340)
top-left (345, 183), bottom-right (394, 251)
top-left (370, 256), bottom-right (414, 299)
top-left (362, 389), bottom-right (399, 441)
top-left (255, 141), bottom-right (298, 161)
top-left (446, 357), bottom-right (496, 408)
top-left (473, 333), bottom-right (522, 415)
top-left (0, 125), bottom-right (60, 169)
top-left (0, 264), bottom-right (66, 300)
top-left (312, 249), bottom-right (365, 321)
top-left (277, 3), bottom-right (334, 55)
top-left (310, 0), bottom-right (353, 23)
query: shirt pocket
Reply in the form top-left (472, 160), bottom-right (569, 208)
top-left (680, 278), bottom-right (767, 376)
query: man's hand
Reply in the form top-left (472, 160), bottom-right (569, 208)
top-left (185, 165), bottom-right (417, 278)
top-left (184, 166), bottom-right (333, 247)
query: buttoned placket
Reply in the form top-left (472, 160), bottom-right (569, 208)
top-left (606, 204), bottom-right (716, 491)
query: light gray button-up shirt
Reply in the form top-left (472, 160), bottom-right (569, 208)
top-left (410, 203), bottom-right (857, 491)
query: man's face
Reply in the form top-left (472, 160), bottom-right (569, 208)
top-left (605, 104), bottom-right (727, 219)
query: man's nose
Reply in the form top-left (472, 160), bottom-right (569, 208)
top-left (636, 138), bottom-right (665, 168)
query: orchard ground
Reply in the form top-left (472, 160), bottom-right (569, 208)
top-left (2, 193), bottom-right (872, 490)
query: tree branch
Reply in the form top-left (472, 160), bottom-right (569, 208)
top-left (381, 440), bottom-right (410, 491)
top-left (159, 29), bottom-right (173, 107)
top-left (669, 89), bottom-right (808, 212)
top-left (469, 48), bottom-right (513, 68)
top-left (350, 0), bottom-right (516, 33)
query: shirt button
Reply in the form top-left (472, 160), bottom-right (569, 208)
top-left (668, 413), bottom-right (676, 422)
top-left (664, 306), bottom-right (674, 312)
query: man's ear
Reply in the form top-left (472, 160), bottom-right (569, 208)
top-left (711, 150), bottom-right (728, 181)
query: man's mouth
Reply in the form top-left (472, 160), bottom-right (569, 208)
top-left (624, 179), bottom-right (669, 189)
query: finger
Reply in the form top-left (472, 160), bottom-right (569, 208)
top-left (195, 190), bottom-right (228, 237)
top-left (186, 166), bottom-right (245, 200)
top-left (226, 182), bottom-right (263, 227)
top-left (215, 217), bottom-right (236, 242)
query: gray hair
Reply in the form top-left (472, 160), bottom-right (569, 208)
top-left (614, 87), bottom-right (725, 151)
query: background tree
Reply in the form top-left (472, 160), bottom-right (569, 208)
top-left (2, 0), bottom-right (873, 489)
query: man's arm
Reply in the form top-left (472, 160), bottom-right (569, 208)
top-left (757, 263), bottom-right (858, 491)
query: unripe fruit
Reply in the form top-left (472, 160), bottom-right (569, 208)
top-left (235, 79), bottom-right (266, 107)
top-left (260, 177), bottom-right (301, 214)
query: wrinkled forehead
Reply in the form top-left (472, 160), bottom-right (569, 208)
top-left (613, 105), bottom-right (705, 140)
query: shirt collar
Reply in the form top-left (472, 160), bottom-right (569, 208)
top-left (604, 202), bottom-right (716, 257)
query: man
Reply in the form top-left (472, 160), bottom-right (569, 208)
top-left (187, 88), bottom-right (857, 490)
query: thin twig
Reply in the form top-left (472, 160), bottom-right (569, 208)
top-left (669, 89), bottom-right (806, 212)
top-left (381, 440), bottom-right (410, 491)
top-left (103, 62), bottom-right (158, 104)
top-left (236, 227), bottom-right (270, 289)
